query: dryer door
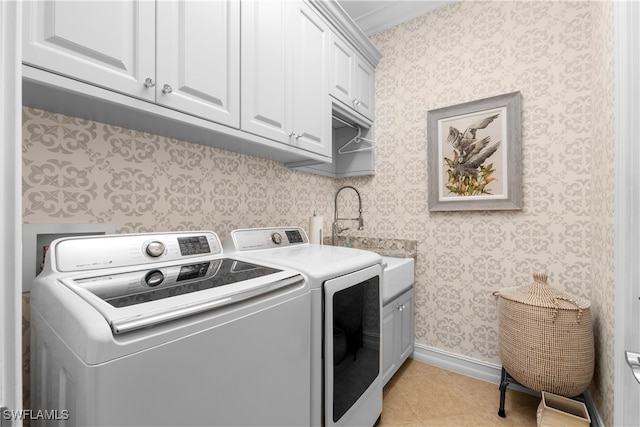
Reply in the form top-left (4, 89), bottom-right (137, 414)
top-left (324, 263), bottom-right (382, 427)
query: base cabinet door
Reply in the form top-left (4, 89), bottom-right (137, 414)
top-left (23, 0), bottom-right (156, 101)
top-left (398, 290), bottom-right (415, 362)
top-left (382, 302), bottom-right (399, 385)
top-left (156, 0), bottom-right (240, 127)
top-left (382, 287), bottom-right (415, 386)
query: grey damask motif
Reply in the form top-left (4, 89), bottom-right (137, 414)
top-left (105, 127), bottom-right (162, 164)
top-left (23, 159), bottom-right (98, 218)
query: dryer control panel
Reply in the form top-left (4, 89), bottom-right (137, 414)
top-left (229, 227), bottom-right (309, 251)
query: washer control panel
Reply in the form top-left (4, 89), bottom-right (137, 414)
top-left (177, 236), bottom-right (211, 256)
top-left (53, 231), bottom-right (222, 273)
top-left (230, 227), bottom-right (308, 251)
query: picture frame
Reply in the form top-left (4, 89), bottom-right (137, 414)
top-left (427, 91), bottom-right (522, 211)
top-left (22, 223), bottom-right (115, 292)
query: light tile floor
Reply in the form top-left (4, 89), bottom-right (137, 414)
top-left (380, 359), bottom-right (540, 427)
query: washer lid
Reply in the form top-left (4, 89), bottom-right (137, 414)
top-left (60, 258), bottom-right (304, 334)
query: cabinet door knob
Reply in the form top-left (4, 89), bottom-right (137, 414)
top-left (143, 78), bottom-right (155, 88)
top-left (162, 84), bottom-right (173, 94)
top-left (352, 99), bottom-right (361, 106)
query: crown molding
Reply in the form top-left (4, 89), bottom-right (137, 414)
top-left (350, 1), bottom-right (453, 36)
top-left (309, 0), bottom-right (382, 67)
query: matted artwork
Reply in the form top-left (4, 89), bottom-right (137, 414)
top-left (427, 92), bottom-right (522, 211)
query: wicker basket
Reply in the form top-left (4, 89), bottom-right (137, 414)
top-left (496, 272), bottom-right (594, 397)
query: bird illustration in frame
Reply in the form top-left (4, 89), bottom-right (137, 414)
top-left (443, 113), bottom-right (502, 196)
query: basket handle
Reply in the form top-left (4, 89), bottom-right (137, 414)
top-left (552, 296), bottom-right (584, 323)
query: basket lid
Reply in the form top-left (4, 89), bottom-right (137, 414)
top-left (497, 272), bottom-right (590, 310)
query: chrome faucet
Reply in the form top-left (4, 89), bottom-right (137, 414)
top-left (332, 185), bottom-right (364, 246)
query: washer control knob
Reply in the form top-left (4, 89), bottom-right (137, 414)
top-left (145, 270), bottom-right (164, 287)
top-left (146, 241), bottom-right (165, 257)
top-left (271, 232), bottom-right (283, 245)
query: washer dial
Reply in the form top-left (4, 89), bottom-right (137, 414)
top-left (144, 270), bottom-right (164, 287)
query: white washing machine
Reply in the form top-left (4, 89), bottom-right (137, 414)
top-left (30, 231), bottom-right (311, 427)
top-left (224, 227), bottom-right (383, 427)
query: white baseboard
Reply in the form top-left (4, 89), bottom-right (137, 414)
top-left (410, 343), bottom-right (604, 427)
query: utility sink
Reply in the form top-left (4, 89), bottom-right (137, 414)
top-left (381, 256), bottom-right (415, 304)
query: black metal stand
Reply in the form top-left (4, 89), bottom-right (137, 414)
top-left (498, 367), bottom-right (589, 422)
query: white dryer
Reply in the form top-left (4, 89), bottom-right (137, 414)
top-left (225, 227), bottom-right (383, 427)
top-left (30, 231), bottom-right (311, 426)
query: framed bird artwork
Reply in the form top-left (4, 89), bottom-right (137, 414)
top-left (427, 91), bottom-right (522, 211)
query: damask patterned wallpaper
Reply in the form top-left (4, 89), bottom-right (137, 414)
top-left (22, 108), bottom-right (337, 234)
top-left (588, 1), bottom-right (615, 422)
top-left (21, 0), bottom-right (615, 424)
top-left (339, 1), bottom-right (614, 423)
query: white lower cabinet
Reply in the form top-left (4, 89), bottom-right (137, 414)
top-left (382, 287), bottom-right (415, 386)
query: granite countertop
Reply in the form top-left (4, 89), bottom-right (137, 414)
top-left (323, 236), bottom-right (417, 258)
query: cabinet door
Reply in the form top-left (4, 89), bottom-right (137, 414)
top-left (354, 57), bottom-right (375, 121)
top-left (398, 291), bottom-right (415, 362)
top-left (240, 0), bottom-right (292, 143)
top-left (381, 303), bottom-right (398, 386)
top-left (23, 0), bottom-right (156, 102)
top-left (291, 2), bottom-right (331, 157)
top-left (329, 35), bottom-right (354, 107)
top-left (156, 1), bottom-right (240, 127)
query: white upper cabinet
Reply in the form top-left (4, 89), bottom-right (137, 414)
top-left (329, 33), bottom-right (375, 121)
top-left (330, 36), bottom-right (354, 107)
top-left (353, 56), bottom-right (375, 120)
top-left (291, 2), bottom-right (331, 157)
top-left (23, 0), bottom-right (240, 127)
top-left (23, 1), bottom-right (156, 102)
top-left (240, 1), bottom-right (292, 144)
top-left (241, 0), bottom-right (331, 158)
top-left (21, 0), bottom-right (378, 168)
top-left (156, 1), bottom-right (240, 127)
